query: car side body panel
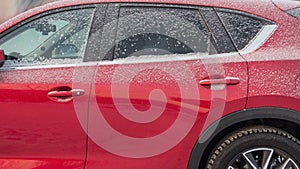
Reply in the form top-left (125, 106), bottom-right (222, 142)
top-left (0, 66), bottom-right (89, 168)
top-left (244, 3), bottom-right (300, 112)
top-left (86, 57), bottom-right (247, 169)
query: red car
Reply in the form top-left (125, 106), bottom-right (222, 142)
top-left (0, 0), bottom-right (299, 168)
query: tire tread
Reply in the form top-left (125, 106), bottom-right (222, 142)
top-left (206, 126), bottom-right (300, 169)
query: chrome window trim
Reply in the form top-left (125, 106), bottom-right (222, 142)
top-left (240, 24), bottom-right (278, 55)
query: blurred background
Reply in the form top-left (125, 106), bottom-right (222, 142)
top-left (0, 0), bottom-right (57, 23)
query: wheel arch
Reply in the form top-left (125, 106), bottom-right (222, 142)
top-left (188, 107), bottom-right (300, 169)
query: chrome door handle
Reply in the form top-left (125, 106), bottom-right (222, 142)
top-left (48, 88), bottom-right (85, 103)
top-left (200, 77), bottom-right (240, 86)
top-left (71, 89), bottom-right (85, 97)
top-left (48, 89), bottom-right (85, 97)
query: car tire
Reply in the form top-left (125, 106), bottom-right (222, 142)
top-left (206, 126), bottom-right (300, 169)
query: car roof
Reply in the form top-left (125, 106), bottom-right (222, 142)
top-left (0, 0), bottom-right (282, 34)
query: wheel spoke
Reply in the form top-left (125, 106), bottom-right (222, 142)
top-left (277, 158), bottom-right (299, 169)
top-left (262, 149), bottom-right (274, 169)
top-left (243, 151), bottom-right (259, 169)
top-left (242, 148), bottom-right (276, 169)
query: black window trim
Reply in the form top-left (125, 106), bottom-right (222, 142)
top-left (84, 3), bottom-right (110, 62)
top-left (200, 7), bottom-right (237, 54)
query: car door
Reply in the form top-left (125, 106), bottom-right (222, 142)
top-left (85, 4), bottom-right (248, 169)
top-left (0, 6), bottom-right (98, 168)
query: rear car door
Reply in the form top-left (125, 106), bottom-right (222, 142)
top-left (85, 4), bottom-right (248, 169)
top-left (0, 5), bottom-right (100, 168)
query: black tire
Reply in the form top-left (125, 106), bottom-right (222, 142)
top-left (206, 126), bottom-right (300, 169)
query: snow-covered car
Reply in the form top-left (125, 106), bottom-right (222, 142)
top-left (0, 0), bottom-right (299, 168)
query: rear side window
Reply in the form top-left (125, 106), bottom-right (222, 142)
top-left (287, 7), bottom-right (300, 20)
top-left (113, 6), bottom-right (215, 59)
top-left (216, 9), bottom-right (275, 51)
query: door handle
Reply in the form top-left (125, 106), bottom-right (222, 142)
top-left (48, 89), bottom-right (85, 103)
top-left (48, 89), bottom-right (85, 97)
top-left (200, 77), bottom-right (240, 86)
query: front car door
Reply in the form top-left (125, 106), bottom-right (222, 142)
top-left (0, 5), bottom-right (98, 168)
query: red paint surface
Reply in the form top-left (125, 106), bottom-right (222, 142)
top-left (85, 55), bottom-right (247, 168)
top-left (297, 76), bottom-right (300, 96)
top-left (0, 67), bottom-right (90, 168)
top-left (244, 1), bottom-right (300, 112)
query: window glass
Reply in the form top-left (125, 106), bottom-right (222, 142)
top-left (287, 7), bottom-right (300, 20)
top-left (217, 10), bottom-right (271, 50)
top-left (0, 8), bottom-right (94, 67)
top-left (113, 7), bottom-right (214, 59)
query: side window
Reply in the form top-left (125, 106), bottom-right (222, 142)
top-left (113, 7), bottom-right (215, 59)
top-left (216, 9), bottom-right (275, 51)
top-left (0, 8), bottom-right (94, 67)
top-left (287, 7), bottom-right (300, 20)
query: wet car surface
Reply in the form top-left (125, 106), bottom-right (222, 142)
top-left (0, 0), bottom-right (299, 168)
